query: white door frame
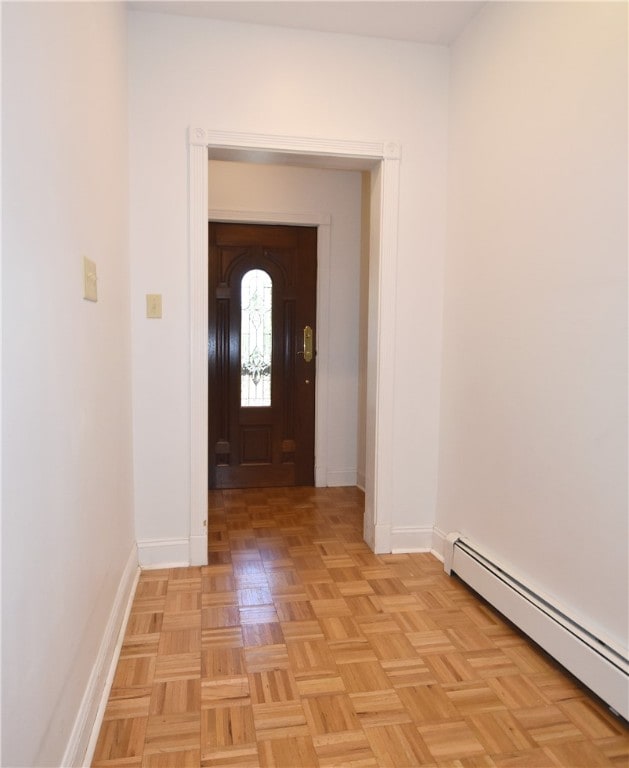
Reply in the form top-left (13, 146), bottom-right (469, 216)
top-left (207, 208), bottom-right (332, 490)
top-left (188, 127), bottom-right (400, 565)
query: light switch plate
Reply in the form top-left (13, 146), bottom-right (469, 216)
top-left (83, 257), bottom-right (97, 302)
top-left (146, 293), bottom-right (162, 319)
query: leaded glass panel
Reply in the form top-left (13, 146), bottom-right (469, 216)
top-left (241, 269), bottom-right (272, 407)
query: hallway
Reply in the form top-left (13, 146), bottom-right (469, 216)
top-left (92, 487), bottom-right (628, 766)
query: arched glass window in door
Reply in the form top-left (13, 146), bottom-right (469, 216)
top-left (241, 269), bottom-right (272, 407)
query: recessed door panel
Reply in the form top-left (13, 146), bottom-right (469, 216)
top-left (240, 426), bottom-right (272, 464)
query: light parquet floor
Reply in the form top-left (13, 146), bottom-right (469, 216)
top-left (93, 487), bottom-right (629, 767)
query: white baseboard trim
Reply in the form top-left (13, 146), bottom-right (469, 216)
top-left (356, 471), bottom-right (366, 492)
top-left (373, 523), bottom-right (392, 554)
top-left (189, 534), bottom-right (208, 566)
top-left (326, 468), bottom-right (358, 487)
top-left (390, 525), bottom-right (434, 553)
top-left (137, 537), bottom-right (190, 568)
top-left (63, 545), bottom-right (139, 768)
top-left (431, 526), bottom-right (447, 562)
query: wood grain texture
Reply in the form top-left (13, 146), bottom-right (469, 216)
top-left (92, 487), bottom-right (628, 767)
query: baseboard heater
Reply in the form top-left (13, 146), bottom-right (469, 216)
top-left (444, 533), bottom-right (628, 721)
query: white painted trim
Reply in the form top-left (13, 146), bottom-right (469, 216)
top-left (207, 207), bottom-right (331, 488)
top-left (371, 153), bottom-right (400, 554)
top-left (190, 127), bottom-right (401, 162)
top-left (208, 208), bottom-right (331, 227)
top-left (137, 537), bottom-right (189, 568)
top-left (189, 142), bottom-right (209, 566)
top-left (326, 468), bottom-right (358, 487)
top-left (64, 546), bottom-right (139, 768)
top-left (191, 128), bottom-right (401, 555)
top-left (390, 525), bottom-right (434, 553)
top-left (450, 538), bottom-right (629, 720)
top-left (431, 526), bottom-right (448, 562)
top-left (356, 472), bottom-right (366, 493)
top-left (443, 530), bottom-right (462, 575)
top-left (189, 534), bottom-right (208, 567)
top-left (373, 523), bottom-right (392, 553)
top-left (430, 548), bottom-right (445, 564)
top-left (314, 220), bottom-right (331, 489)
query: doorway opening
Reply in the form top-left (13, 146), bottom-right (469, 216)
top-left (188, 128), bottom-right (401, 564)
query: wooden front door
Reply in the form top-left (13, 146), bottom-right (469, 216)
top-left (208, 223), bottom-right (317, 489)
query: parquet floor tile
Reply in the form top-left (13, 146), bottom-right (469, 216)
top-left (92, 486), bottom-right (628, 767)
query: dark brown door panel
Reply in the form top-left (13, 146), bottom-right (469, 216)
top-left (208, 223), bottom-right (317, 489)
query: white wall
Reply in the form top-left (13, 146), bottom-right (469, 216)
top-left (129, 12), bottom-right (449, 547)
top-left (208, 160), bottom-right (362, 487)
top-left (2, 4), bottom-right (135, 765)
top-left (437, 2), bottom-right (628, 650)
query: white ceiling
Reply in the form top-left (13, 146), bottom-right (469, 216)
top-left (127, 1), bottom-right (485, 45)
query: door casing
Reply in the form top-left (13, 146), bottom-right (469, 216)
top-left (209, 209), bottom-right (332, 493)
top-left (188, 127), bottom-right (401, 565)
